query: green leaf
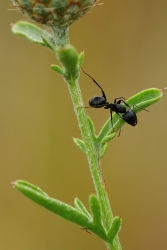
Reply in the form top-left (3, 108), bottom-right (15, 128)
top-left (78, 50), bottom-right (85, 68)
top-left (11, 21), bottom-right (55, 52)
top-left (98, 88), bottom-right (165, 141)
top-left (13, 180), bottom-right (91, 227)
top-left (89, 194), bottom-right (103, 228)
top-left (41, 36), bottom-right (55, 51)
top-left (101, 133), bottom-right (116, 148)
top-left (13, 180), bottom-right (113, 243)
top-left (12, 180), bottom-right (48, 196)
top-left (73, 138), bottom-right (86, 154)
top-left (56, 45), bottom-right (79, 79)
top-left (73, 118), bottom-right (96, 155)
top-left (99, 143), bottom-right (108, 159)
top-left (50, 64), bottom-right (64, 75)
top-left (99, 133), bottom-right (116, 159)
top-left (74, 197), bottom-right (92, 219)
top-left (107, 217), bottom-right (122, 243)
top-left (89, 194), bottom-right (107, 239)
top-left (87, 116), bottom-right (96, 139)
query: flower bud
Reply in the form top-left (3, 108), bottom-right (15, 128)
top-left (12, 0), bottom-right (99, 27)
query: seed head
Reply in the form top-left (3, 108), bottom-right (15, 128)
top-left (12, 0), bottom-right (99, 27)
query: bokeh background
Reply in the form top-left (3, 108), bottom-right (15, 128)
top-left (1, 1), bottom-right (167, 249)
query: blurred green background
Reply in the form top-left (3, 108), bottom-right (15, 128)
top-left (1, 1), bottom-right (167, 249)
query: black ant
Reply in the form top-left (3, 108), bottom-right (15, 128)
top-left (81, 68), bottom-right (148, 136)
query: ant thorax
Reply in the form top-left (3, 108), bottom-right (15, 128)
top-left (109, 103), bottom-right (126, 113)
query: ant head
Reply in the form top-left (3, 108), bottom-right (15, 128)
top-left (89, 96), bottom-right (107, 108)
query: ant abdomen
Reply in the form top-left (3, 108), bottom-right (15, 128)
top-left (122, 110), bottom-right (137, 126)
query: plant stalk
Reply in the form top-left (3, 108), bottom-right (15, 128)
top-left (52, 26), bottom-right (122, 250)
top-left (52, 26), bottom-right (70, 48)
top-left (66, 76), bottom-right (122, 250)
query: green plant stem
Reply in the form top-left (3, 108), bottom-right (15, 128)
top-left (66, 76), bottom-right (122, 250)
top-left (52, 26), bottom-right (70, 47)
top-left (52, 26), bottom-right (121, 250)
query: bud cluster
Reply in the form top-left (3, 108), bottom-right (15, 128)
top-left (12, 0), bottom-right (98, 27)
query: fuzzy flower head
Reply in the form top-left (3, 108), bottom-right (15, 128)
top-left (12, 0), bottom-right (99, 27)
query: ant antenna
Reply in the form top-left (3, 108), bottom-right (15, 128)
top-left (81, 67), bottom-right (107, 100)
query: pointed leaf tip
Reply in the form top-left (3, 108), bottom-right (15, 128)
top-left (11, 181), bottom-right (16, 188)
top-left (95, 3), bottom-right (104, 6)
top-left (50, 64), bottom-right (63, 75)
top-left (74, 197), bottom-right (92, 219)
top-left (78, 50), bottom-right (85, 68)
top-left (73, 137), bottom-right (86, 154)
top-left (160, 87), bottom-right (167, 93)
top-left (107, 216), bottom-right (122, 243)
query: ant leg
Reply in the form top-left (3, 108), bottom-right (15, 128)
top-left (117, 100), bottom-right (132, 110)
top-left (133, 104), bottom-right (149, 112)
top-left (110, 109), bottom-right (115, 132)
top-left (119, 100), bottom-right (149, 112)
top-left (118, 126), bottom-right (121, 137)
top-left (114, 97), bottom-right (126, 103)
top-left (77, 106), bottom-right (91, 109)
top-left (115, 112), bottom-right (124, 137)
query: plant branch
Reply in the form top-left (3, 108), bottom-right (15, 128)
top-left (51, 25), bottom-right (122, 248)
top-left (60, 67), bottom-right (122, 250)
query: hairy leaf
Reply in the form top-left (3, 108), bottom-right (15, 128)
top-left (12, 21), bottom-right (55, 51)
